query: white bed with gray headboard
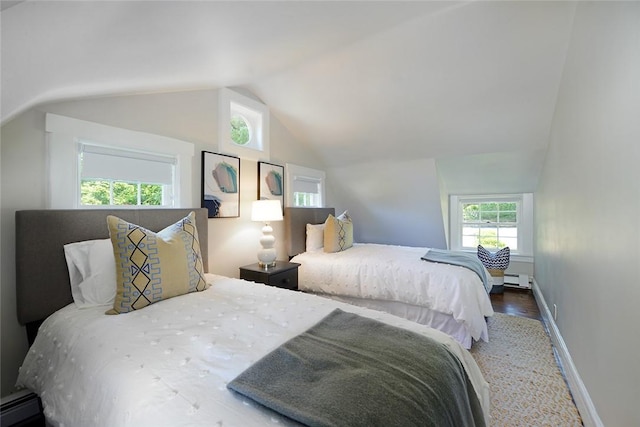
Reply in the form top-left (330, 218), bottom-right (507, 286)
top-left (15, 208), bottom-right (210, 343)
top-left (284, 207), bottom-right (495, 349)
top-left (14, 207), bottom-right (490, 426)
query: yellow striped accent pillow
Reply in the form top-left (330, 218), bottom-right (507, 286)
top-left (324, 212), bottom-right (353, 253)
top-left (106, 211), bottom-right (208, 314)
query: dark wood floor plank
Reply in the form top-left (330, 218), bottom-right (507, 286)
top-left (490, 287), bottom-right (541, 320)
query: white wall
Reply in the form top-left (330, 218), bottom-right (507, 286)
top-left (0, 89), bottom-right (324, 396)
top-left (327, 157), bottom-right (447, 249)
top-left (535, 2), bottom-right (640, 426)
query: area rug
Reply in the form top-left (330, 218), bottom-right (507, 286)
top-left (470, 313), bottom-right (583, 426)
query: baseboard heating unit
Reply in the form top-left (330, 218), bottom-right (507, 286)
top-left (504, 273), bottom-right (532, 289)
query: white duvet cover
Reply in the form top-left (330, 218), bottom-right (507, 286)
top-left (291, 243), bottom-right (495, 344)
top-left (17, 274), bottom-right (490, 427)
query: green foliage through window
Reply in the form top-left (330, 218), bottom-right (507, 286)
top-left (81, 179), bottom-right (163, 206)
top-left (463, 202), bottom-right (516, 223)
top-left (80, 180), bottom-right (111, 205)
top-left (293, 192), bottom-right (320, 208)
top-left (230, 115), bottom-right (250, 145)
top-left (461, 201), bottom-right (518, 250)
top-left (141, 183), bottom-right (163, 205)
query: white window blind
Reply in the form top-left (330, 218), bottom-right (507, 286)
top-left (285, 164), bottom-right (326, 208)
top-left (292, 176), bottom-right (320, 194)
top-left (80, 143), bottom-right (175, 185)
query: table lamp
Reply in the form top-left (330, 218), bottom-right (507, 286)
top-left (251, 199), bottom-right (283, 268)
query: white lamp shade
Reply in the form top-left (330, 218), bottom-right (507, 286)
top-left (251, 200), bottom-right (283, 222)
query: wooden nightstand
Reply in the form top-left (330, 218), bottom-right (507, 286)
top-left (0, 392), bottom-right (45, 427)
top-left (239, 261), bottom-right (301, 290)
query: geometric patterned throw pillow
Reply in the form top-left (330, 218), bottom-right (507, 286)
top-left (323, 211), bottom-right (353, 253)
top-left (106, 211), bottom-right (208, 314)
top-left (477, 245), bottom-right (510, 270)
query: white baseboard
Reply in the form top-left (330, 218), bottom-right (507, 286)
top-left (532, 279), bottom-right (603, 427)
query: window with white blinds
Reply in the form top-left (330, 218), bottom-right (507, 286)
top-left (79, 143), bottom-right (177, 207)
top-left (45, 113), bottom-right (194, 209)
top-left (285, 164), bottom-right (325, 207)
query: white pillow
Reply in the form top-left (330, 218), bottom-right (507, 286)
top-left (306, 223), bottom-right (325, 252)
top-left (64, 239), bottom-right (95, 305)
top-left (63, 239), bottom-right (117, 307)
top-left (337, 210), bottom-right (350, 222)
top-left (79, 272), bottom-right (116, 306)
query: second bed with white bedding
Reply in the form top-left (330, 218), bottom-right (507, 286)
top-left (291, 243), bottom-right (495, 348)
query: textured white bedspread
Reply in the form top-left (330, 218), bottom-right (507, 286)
top-left (292, 244), bottom-right (495, 343)
top-left (17, 274), bottom-right (490, 427)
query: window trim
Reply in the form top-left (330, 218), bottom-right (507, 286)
top-left (285, 163), bottom-right (325, 208)
top-left (45, 113), bottom-right (194, 209)
top-left (218, 88), bottom-right (269, 161)
top-left (449, 193), bottom-right (533, 259)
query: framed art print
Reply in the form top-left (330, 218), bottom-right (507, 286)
top-left (202, 151), bottom-right (240, 218)
top-left (258, 161), bottom-right (284, 211)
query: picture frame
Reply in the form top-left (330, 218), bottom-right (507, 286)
top-left (257, 161), bottom-right (284, 211)
top-left (202, 151), bottom-right (240, 218)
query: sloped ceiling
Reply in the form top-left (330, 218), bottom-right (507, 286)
top-left (1, 0), bottom-right (576, 193)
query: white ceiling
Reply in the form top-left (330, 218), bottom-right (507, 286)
top-left (1, 0), bottom-right (577, 193)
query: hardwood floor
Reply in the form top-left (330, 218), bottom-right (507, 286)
top-left (490, 287), bottom-right (541, 320)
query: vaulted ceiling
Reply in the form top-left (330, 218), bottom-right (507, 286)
top-left (1, 1), bottom-right (577, 193)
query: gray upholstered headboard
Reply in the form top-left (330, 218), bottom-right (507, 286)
top-left (284, 207), bottom-right (335, 257)
top-left (15, 208), bottom-right (209, 331)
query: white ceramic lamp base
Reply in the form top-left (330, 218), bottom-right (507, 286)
top-left (257, 223), bottom-right (276, 268)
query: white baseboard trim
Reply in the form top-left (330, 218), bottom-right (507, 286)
top-left (532, 279), bottom-right (603, 427)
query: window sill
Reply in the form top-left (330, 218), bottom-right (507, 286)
top-left (455, 249), bottom-right (534, 264)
